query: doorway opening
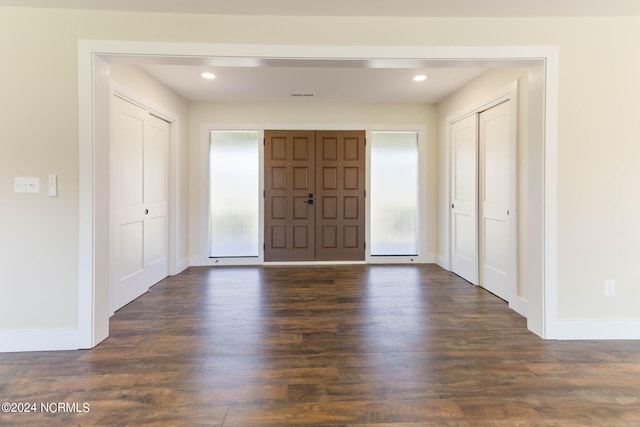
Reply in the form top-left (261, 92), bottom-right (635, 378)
top-left (79, 42), bottom-right (557, 348)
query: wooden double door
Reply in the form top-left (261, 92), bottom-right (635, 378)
top-left (265, 130), bottom-right (365, 261)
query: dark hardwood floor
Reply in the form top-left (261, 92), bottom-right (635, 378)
top-left (1, 264), bottom-right (640, 426)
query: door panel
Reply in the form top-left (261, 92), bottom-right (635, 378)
top-left (450, 114), bottom-right (479, 284)
top-left (144, 115), bottom-right (169, 279)
top-left (145, 119), bottom-right (168, 204)
top-left (111, 96), bottom-right (169, 314)
top-left (321, 226), bottom-right (337, 248)
top-left (322, 196), bottom-right (338, 219)
top-left (271, 226), bottom-right (287, 248)
top-left (264, 130), bottom-right (365, 261)
top-left (119, 221), bottom-right (144, 279)
top-left (343, 226), bottom-right (359, 248)
top-left (479, 101), bottom-right (513, 301)
top-left (146, 215), bottom-right (167, 265)
top-left (271, 167), bottom-right (287, 189)
top-left (118, 107), bottom-right (144, 207)
top-left (315, 131), bottom-right (365, 261)
top-left (264, 130), bottom-right (316, 261)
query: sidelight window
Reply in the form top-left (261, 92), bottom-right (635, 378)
top-left (370, 131), bottom-right (419, 256)
top-left (209, 131), bottom-right (260, 257)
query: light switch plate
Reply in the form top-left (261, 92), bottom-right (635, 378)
top-left (14, 176), bottom-right (40, 194)
top-left (48, 174), bottom-right (58, 197)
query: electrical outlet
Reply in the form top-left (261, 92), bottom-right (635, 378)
top-left (605, 280), bottom-right (616, 297)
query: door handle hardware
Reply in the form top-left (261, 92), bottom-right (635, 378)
top-left (304, 193), bottom-right (315, 204)
top-left (145, 209), bottom-right (149, 215)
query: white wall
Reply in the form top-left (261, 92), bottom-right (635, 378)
top-left (2, 6), bottom-right (640, 347)
top-left (188, 102), bottom-right (437, 264)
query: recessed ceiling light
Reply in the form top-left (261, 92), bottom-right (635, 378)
top-left (413, 74), bottom-right (428, 82)
top-left (201, 72), bottom-right (216, 80)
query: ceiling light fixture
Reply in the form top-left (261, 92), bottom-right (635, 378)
top-left (413, 74), bottom-right (428, 82)
top-left (201, 72), bottom-right (216, 80)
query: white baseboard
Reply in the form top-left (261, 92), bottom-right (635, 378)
top-left (436, 254), bottom-right (450, 270)
top-left (191, 256), bottom-right (263, 266)
top-left (424, 252), bottom-right (436, 263)
top-left (549, 320), bottom-right (640, 340)
top-left (509, 296), bottom-right (528, 318)
top-left (173, 256), bottom-right (190, 275)
top-left (190, 255), bottom-right (437, 266)
top-left (0, 329), bottom-right (84, 353)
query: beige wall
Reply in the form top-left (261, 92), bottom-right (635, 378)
top-left (1, 6), bottom-right (640, 338)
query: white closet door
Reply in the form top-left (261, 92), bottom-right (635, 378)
top-left (450, 114), bottom-right (478, 284)
top-left (479, 100), bottom-right (514, 301)
top-left (110, 96), bottom-right (169, 314)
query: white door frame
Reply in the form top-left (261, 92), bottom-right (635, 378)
top-left (78, 42), bottom-right (558, 347)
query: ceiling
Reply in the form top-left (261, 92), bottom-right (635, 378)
top-left (138, 62), bottom-right (489, 104)
top-left (2, 0), bottom-right (640, 17)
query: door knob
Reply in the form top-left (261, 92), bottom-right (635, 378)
top-left (144, 209), bottom-right (149, 215)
